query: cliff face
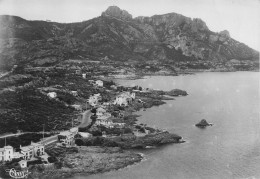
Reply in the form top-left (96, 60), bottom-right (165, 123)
top-left (0, 6), bottom-right (259, 70)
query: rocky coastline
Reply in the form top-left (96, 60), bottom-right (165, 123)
top-left (27, 146), bottom-right (142, 179)
top-left (26, 88), bottom-right (187, 178)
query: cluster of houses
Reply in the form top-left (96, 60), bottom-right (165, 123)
top-left (114, 91), bottom-right (135, 106)
top-left (0, 142), bottom-right (45, 162)
top-left (85, 90), bottom-right (137, 129)
top-left (0, 142), bottom-right (45, 168)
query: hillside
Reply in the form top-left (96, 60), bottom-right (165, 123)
top-left (0, 6), bottom-right (259, 72)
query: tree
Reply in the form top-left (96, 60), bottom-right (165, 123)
top-left (48, 156), bottom-right (58, 163)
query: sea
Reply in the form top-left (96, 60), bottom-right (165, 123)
top-left (75, 72), bottom-right (260, 179)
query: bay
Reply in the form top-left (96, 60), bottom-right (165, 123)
top-left (76, 72), bottom-right (260, 179)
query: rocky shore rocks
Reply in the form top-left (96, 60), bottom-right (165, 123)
top-left (195, 119), bottom-right (212, 128)
top-left (29, 146), bottom-right (142, 179)
top-left (76, 131), bottom-right (183, 149)
top-left (166, 89), bottom-right (188, 96)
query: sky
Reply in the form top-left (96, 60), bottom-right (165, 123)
top-left (0, 0), bottom-right (260, 51)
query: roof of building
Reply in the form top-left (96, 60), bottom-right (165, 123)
top-left (0, 148), bottom-right (4, 152)
top-left (30, 142), bottom-right (43, 147)
top-left (97, 107), bottom-right (106, 112)
top-left (117, 92), bottom-right (132, 98)
top-left (48, 92), bottom-right (57, 95)
top-left (97, 115), bottom-right (110, 120)
top-left (70, 127), bottom-right (78, 133)
top-left (19, 160), bottom-right (27, 164)
top-left (4, 145), bottom-right (13, 149)
top-left (20, 145), bottom-right (33, 152)
top-left (78, 132), bottom-right (92, 138)
top-left (59, 131), bottom-right (72, 136)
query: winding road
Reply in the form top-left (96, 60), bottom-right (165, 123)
top-left (78, 110), bottom-right (92, 128)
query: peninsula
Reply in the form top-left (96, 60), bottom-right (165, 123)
top-left (0, 5), bottom-right (259, 179)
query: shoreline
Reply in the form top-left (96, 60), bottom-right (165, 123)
top-left (26, 86), bottom-right (187, 178)
top-left (105, 70), bottom-right (259, 82)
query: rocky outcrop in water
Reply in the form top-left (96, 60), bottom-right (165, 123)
top-left (166, 89), bottom-right (188, 96)
top-left (195, 119), bottom-right (212, 128)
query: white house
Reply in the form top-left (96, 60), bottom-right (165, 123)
top-left (110, 85), bottom-right (117, 90)
top-left (0, 146), bottom-right (14, 162)
top-left (30, 142), bottom-right (44, 157)
top-left (58, 128), bottom-right (78, 146)
top-left (82, 73), bottom-right (87, 79)
top-left (78, 132), bottom-right (92, 138)
top-left (130, 92), bottom-right (135, 99)
top-left (70, 127), bottom-right (78, 135)
top-left (96, 107), bottom-right (106, 117)
top-left (114, 96), bottom-right (128, 106)
top-left (102, 102), bottom-right (110, 106)
top-left (112, 122), bottom-right (126, 128)
top-left (71, 91), bottom-right (78, 96)
top-left (47, 92), bottom-right (57, 98)
top-left (20, 142), bottom-right (45, 160)
top-left (20, 145), bottom-right (33, 160)
top-left (95, 80), bottom-right (103, 87)
top-left (88, 80), bottom-right (95, 84)
top-left (71, 104), bottom-right (82, 111)
top-left (96, 118), bottom-right (113, 127)
top-left (88, 95), bottom-right (98, 107)
top-left (87, 93), bottom-right (101, 107)
top-left (13, 151), bottom-right (23, 159)
top-left (114, 92), bottom-right (135, 106)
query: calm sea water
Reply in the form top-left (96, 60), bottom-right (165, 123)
top-left (75, 72), bottom-right (260, 179)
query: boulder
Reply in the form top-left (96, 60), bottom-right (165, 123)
top-left (219, 30), bottom-right (230, 38)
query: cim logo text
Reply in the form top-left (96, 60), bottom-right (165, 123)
top-left (5, 168), bottom-right (30, 178)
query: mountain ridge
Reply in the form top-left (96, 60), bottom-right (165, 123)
top-left (0, 6), bottom-right (259, 71)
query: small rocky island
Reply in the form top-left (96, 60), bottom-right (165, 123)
top-left (166, 89), bottom-right (188, 96)
top-left (195, 119), bottom-right (213, 128)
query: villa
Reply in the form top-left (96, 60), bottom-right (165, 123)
top-left (20, 142), bottom-right (45, 160)
top-left (96, 117), bottom-right (113, 127)
top-left (47, 92), bottom-right (57, 98)
top-left (95, 80), bottom-right (103, 87)
top-left (96, 107), bottom-right (107, 117)
top-left (114, 92), bottom-right (135, 106)
top-left (20, 145), bottom-right (33, 160)
top-left (71, 91), bottom-right (78, 96)
top-left (30, 142), bottom-right (45, 157)
top-left (87, 95), bottom-right (99, 107)
top-left (0, 146), bottom-right (14, 162)
top-left (58, 128), bottom-right (78, 146)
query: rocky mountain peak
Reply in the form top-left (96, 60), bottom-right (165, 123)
top-left (101, 6), bottom-right (132, 21)
top-left (219, 30), bottom-right (230, 38)
top-left (190, 18), bottom-right (209, 32)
